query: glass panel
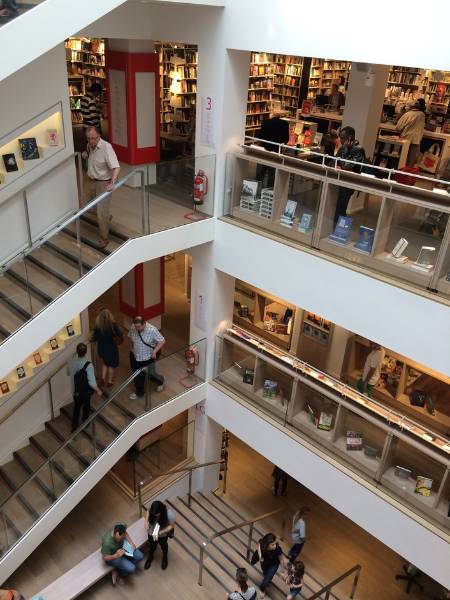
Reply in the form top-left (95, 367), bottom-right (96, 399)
top-left (148, 155), bottom-right (215, 233)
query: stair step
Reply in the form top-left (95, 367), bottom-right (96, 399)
top-left (91, 395), bottom-right (133, 433)
top-left (81, 214), bottom-right (129, 242)
top-left (6, 267), bottom-right (54, 304)
top-left (0, 300), bottom-right (25, 337)
top-left (0, 270), bottom-right (47, 316)
top-left (0, 462), bottom-right (52, 519)
top-left (50, 232), bottom-right (104, 269)
top-left (27, 245), bottom-right (80, 284)
top-left (60, 405), bottom-right (117, 450)
top-left (30, 431), bottom-right (84, 484)
top-left (10, 258), bottom-right (69, 300)
top-left (0, 478), bottom-right (34, 541)
top-left (44, 240), bottom-right (92, 273)
top-left (15, 444), bottom-right (69, 498)
top-left (45, 420), bottom-right (91, 469)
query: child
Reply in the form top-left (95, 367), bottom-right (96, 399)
top-left (285, 559), bottom-right (305, 600)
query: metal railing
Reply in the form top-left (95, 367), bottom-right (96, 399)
top-left (138, 457), bottom-right (228, 517)
top-left (198, 506), bottom-right (285, 586)
top-left (306, 564), bottom-right (362, 600)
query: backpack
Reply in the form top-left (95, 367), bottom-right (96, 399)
top-left (74, 362), bottom-right (93, 397)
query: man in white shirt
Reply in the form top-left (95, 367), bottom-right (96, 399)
top-left (128, 316), bottom-right (166, 399)
top-left (82, 127), bottom-right (120, 249)
top-left (357, 341), bottom-right (385, 398)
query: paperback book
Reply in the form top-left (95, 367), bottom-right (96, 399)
top-left (279, 199), bottom-right (297, 228)
top-left (318, 411), bottom-right (333, 431)
top-left (354, 226), bottom-right (375, 253)
top-left (243, 368), bottom-right (255, 385)
top-left (2, 153), bottom-right (18, 172)
top-left (46, 129), bottom-right (58, 146)
top-left (298, 212), bottom-right (313, 233)
top-left (329, 216), bottom-right (352, 245)
top-left (263, 379), bottom-right (278, 398)
top-left (240, 179), bottom-right (261, 213)
top-left (346, 430), bottom-right (363, 451)
top-left (415, 476), bottom-right (433, 497)
top-left (19, 137), bottom-right (40, 161)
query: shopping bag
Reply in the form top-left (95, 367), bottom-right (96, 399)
top-left (394, 166), bottom-right (419, 186)
top-left (418, 143), bottom-right (440, 174)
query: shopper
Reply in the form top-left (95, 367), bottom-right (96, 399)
top-left (67, 343), bottom-right (103, 432)
top-left (228, 567), bottom-right (257, 600)
top-left (329, 83), bottom-right (345, 111)
top-left (252, 533), bottom-right (285, 598)
top-left (80, 82), bottom-right (103, 131)
top-left (128, 316), bottom-right (166, 399)
top-left (272, 465), bottom-right (288, 496)
top-left (288, 507), bottom-right (310, 562)
top-left (91, 308), bottom-right (123, 387)
top-left (82, 127), bottom-right (120, 249)
top-left (0, 0), bottom-right (18, 18)
top-left (333, 126), bottom-right (366, 224)
top-left (0, 590), bottom-right (25, 600)
top-left (144, 500), bottom-right (175, 570)
top-left (285, 559), bottom-right (305, 600)
top-left (101, 522), bottom-right (143, 585)
top-left (357, 341), bottom-right (385, 398)
top-left (395, 98), bottom-right (426, 167)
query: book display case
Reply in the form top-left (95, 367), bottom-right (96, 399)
top-left (306, 58), bottom-right (351, 102)
top-left (0, 315), bottom-right (81, 403)
top-left (217, 325), bottom-right (450, 531)
top-left (157, 43), bottom-right (198, 143)
top-left (0, 103), bottom-right (65, 199)
top-left (65, 38), bottom-right (107, 126)
top-left (226, 147), bottom-right (450, 296)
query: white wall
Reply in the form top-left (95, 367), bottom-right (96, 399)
top-left (213, 220), bottom-right (450, 378)
top-left (207, 384), bottom-right (450, 589)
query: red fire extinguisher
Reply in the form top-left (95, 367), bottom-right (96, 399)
top-left (185, 347), bottom-right (200, 374)
top-left (194, 170), bottom-right (208, 205)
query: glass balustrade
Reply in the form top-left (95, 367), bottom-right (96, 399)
top-left (0, 338), bottom-right (206, 556)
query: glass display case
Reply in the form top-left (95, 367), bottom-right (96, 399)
top-left (215, 325), bottom-right (450, 532)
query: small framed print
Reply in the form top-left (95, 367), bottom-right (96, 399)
top-left (33, 352), bottom-right (43, 365)
top-left (0, 381), bottom-right (10, 394)
top-left (50, 337), bottom-right (59, 350)
top-left (66, 323), bottom-right (75, 337)
top-left (16, 366), bottom-right (26, 380)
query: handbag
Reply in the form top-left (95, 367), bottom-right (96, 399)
top-left (418, 143), bottom-right (440, 174)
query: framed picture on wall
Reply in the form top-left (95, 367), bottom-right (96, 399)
top-left (66, 323), bottom-right (75, 337)
top-left (49, 337), bottom-right (59, 350)
top-left (0, 381), bottom-right (10, 394)
top-left (33, 352), bottom-right (43, 366)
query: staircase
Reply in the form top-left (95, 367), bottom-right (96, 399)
top-left (165, 491), bottom-right (344, 599)
top-left (0, 215), bottom-right (128, 343)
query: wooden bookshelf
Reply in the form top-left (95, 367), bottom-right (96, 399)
top-left (156, 42), bottom-right (198, 141)
top-left (65, 37), bottom-right (107, 126)
top-left (307, 58), bottom-right (351, 101)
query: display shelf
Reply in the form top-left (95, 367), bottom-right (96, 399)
top-left (306, 58), bottom-right (351, 102)
top-left (291, 409), bottom-right (335, 443)
top-left (333, 435), bottom-right (381, 476)
top-left (381, 466), bottom-right (437, 509)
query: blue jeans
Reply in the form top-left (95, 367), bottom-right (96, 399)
top-left (260, 563), bottom-right (279, 592)
top-left (106, 549), bottom-right (144, 577)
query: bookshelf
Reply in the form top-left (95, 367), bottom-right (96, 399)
top-left (65, 37), bottom-right (107, 126)
top-left (156, 42), bottom-right (198, 143)
top-left (384, 66), bottom-right (450, 115)
top-left (306, 58), bottom-right (351, 101)
top-left (246, 52), bottom-right (303, 133)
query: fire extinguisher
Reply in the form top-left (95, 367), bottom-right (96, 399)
top-left (193, 170), bottom-right (208, 205)
top-left (185, 347), bottom-right (200, 374)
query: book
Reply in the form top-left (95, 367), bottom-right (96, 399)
top-left (329, 216), bottom-right (352, 245)
top-left (415, 476), bottom-right (433, 497)
top-left (391, 237), bottom-right (408, 259)
top-left (2, 153), bottom-right (18, 172)
top-left (33, 352), bottom-right (43, 366)
top-left (16, 366), bottom-right (26, 380)
top-left (354, 226), bottom-right (375, 253)
top-left (66, 323), bottom-right (75, 337)
top-left (298, 212), bottom-right (313, 233)
top-left (279, 199), bottom-right (297, 227)
top-left (18, 138), bottom-right (40, 161)
top-left (318, 411), bottom-right (333, 431)
top-left (0, 381), bottom-right (10, 394)
top-left (243, 368), bottom-right (255, 385)
top-left (46, 129), bottom-right (58, 146)
top-left (122, 540), bottom-right (135, 557)
top-left (49, 337), bottom-right (59, 350)
top-left (346, 430), bottom-right (363, 451)
top-left (262, 379), bottom-right (278, 398)
top-left (394, 466), bottom-right (412, 479)
top-left (307, 404), bottom-right (316, 424)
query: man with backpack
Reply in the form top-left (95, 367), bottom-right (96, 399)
top-left (67, 343), bottom-right (103, 432)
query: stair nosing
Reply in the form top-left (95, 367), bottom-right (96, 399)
top-left (13, 451), bottom-right (56, 502)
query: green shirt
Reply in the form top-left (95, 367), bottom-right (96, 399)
top-left (101, 522), bottom-right (126, 556)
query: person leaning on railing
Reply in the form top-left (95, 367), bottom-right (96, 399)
top-left (333, 126), bottom-right (366, 224)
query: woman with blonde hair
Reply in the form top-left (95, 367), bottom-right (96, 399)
top-left (91, 308), bottom-right (123, 387)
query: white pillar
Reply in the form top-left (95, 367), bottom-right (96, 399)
top-left (342, 63), bottom-right (390, 158)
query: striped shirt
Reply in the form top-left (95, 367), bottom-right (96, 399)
top-left (80, 93), bottom-right (100, 127)
top-left (128, 324), bottom-right (165, 362)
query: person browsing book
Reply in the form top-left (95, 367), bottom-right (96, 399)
top-left (101, 522), bottom-right (143, 586)
top-left (128, 316), bottom-right (166, 399)
top-left (357, 341), bottom-right (385, 398)
top-left (144, 500), bottom-right (175, 570)
top-left (82, 127), bottom-right (120, 249)
top-left (395, 98), bottom-right (426, 167)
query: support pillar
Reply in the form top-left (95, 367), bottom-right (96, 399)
top-left (342, 63), bottom-right (390, 159)
top-left (119, 258), bottom-right (165, 328)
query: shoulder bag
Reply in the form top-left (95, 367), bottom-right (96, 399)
top-left (138, 329), bottom-right (162, 359)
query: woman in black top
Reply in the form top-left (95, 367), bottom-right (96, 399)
top-left (144, 500), bottom-right (175, 570)
top-left (90, 308), bottom-right (123, 387)
top-left (258, 533), bottom-right (284, 597)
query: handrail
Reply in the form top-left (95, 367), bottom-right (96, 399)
top-left (0, 338), bottom-right (205, 512)
top-left (1, 166), bottom-right (146, 271)
top-left (244, 134), bottom-right (450, 188)
top-left (305, 564), bottom-right (362, 600)
top-left (137, 457), bottom-right (228, 516)
top-left (198, 506), bottom-right (285, 586)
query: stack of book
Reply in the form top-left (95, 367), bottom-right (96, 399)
top-left (240, 179), bottom-right (261, 213)
top-left (279, 199), bottom-right (297, 228)
top-left (259, 187), bottom-right (274, 219)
